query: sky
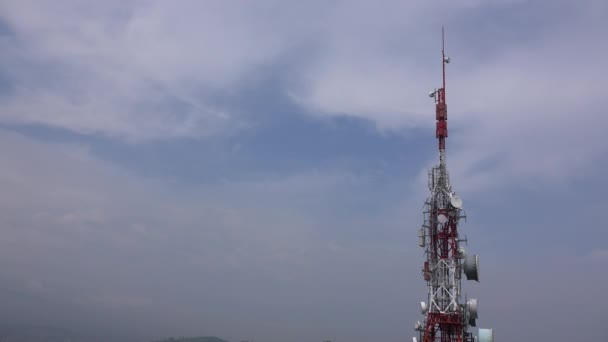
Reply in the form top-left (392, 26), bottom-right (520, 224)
top-left (0, 0), bottom-right (607, 341)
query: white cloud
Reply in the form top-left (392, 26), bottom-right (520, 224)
top-left (445, 23), bottom-right (608, 191)
top-left (0, 1), bottom-right (290, 140)
top-left (302, 2), bottom-right (608, 190)
top-left (2, 0), bottom-right (595, 145)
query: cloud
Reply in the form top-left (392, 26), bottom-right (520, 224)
top-left (0, 128), bottom-right (419, 341)
top-left (0, 1), bottom-right (289, 140)
top-left (0, 1), bottom-right (607, 341)
top-left (2, 0), bottom-right (601, 147)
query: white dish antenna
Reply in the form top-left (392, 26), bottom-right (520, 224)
top-left (456, 247), bottom-right (466, 259)
top-left (437, 214), bottom-right (448, 224)
top-left (420, 301), bottom-right (428, 314)
top-left (467, 298), bottom-right (478, 319)
top-left (450, 196), bottom-right (463, 209)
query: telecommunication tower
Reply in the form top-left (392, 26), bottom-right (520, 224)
top-left (412, 29), bottom-right (493, 342)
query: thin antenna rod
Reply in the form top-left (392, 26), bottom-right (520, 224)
top-left (442, 26), bottom-right (446, 99)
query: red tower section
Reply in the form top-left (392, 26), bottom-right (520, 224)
top-left (435, 28), bottom-right (448, 152)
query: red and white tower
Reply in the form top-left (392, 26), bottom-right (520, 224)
top-left (413, 28), bottom-right (493, 342)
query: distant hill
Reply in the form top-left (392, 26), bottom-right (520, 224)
top-left (153, 337), bottom-right (229, 342)
top-left (0, 325), bottom-right (83, 342)
top-left (0, 325), bottom-right (126, 342)
top-left (0, 325), bottom-right (228, 342)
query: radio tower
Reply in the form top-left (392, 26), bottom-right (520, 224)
top-left (412, 28), bottom-right (493, 342)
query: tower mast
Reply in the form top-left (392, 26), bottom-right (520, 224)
top-left (413, 29), bottom-right (493, 342)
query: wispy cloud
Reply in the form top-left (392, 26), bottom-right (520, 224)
top-left (0, 128), bottom-right (416, 340)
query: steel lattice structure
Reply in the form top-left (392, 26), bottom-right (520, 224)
top-left (412, 29), bottom-right (493, 342)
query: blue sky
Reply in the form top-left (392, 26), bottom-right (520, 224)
top-left (0, 1), bottom-right (607, 341)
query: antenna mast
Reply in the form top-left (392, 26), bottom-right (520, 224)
top-left (413, 28), bottom-right (493, 342)
top-left (442, 26), bottom-right (446, 97)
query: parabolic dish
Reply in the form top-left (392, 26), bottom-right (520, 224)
top-left (450, 196), bottom-right (463, 209)
top-left (464, 254), bottom-right (479, 281)
top-left (420, 301), bottom-right (428, 314)
top-left (467, 298), bottom-right (478, 319)
top-left (437, 214), bottom-right (448, 224)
